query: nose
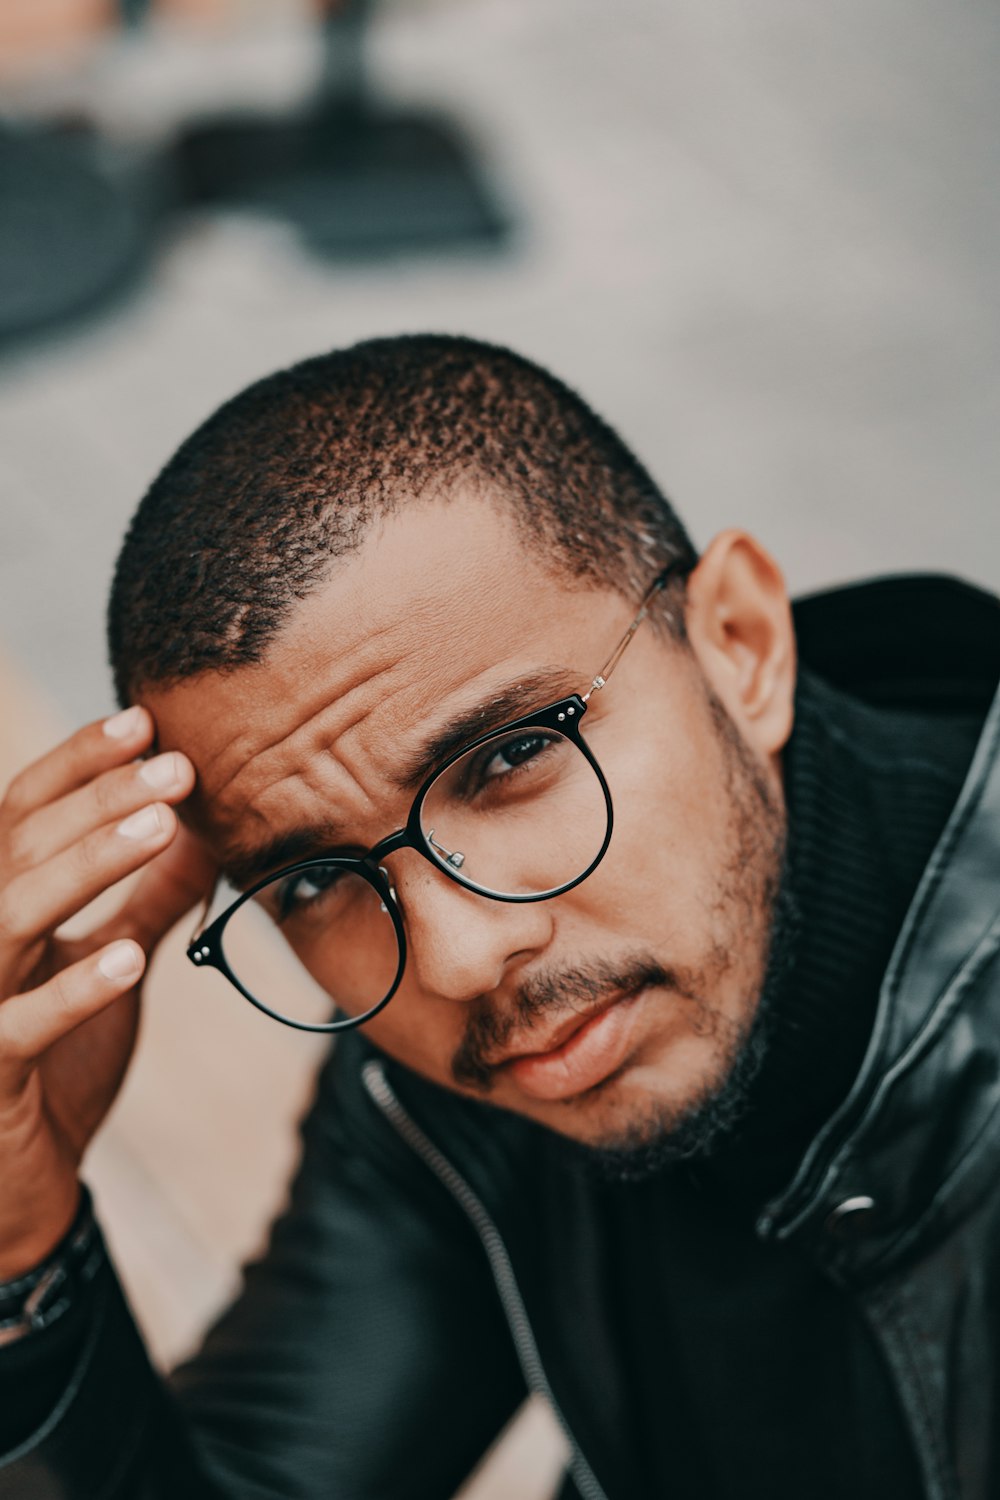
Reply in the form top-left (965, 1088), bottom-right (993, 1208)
top-left (386, 853), bottom-right (555, 1004)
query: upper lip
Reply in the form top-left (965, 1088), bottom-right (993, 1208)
top-left (490, 990), bottom-right (633, 1070)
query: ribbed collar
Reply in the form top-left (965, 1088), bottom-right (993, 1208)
top-left (704, 667), bottom-right (980, 1207)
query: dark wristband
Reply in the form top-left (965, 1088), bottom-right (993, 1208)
top-left (0, 1185), bottom-right (105, 1348)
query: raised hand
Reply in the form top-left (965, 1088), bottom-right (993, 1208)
top-left (0, 705), bottom-right (214, 1278)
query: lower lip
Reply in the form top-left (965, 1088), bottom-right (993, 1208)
top-left (505, 992), bottom-right (645, 1102)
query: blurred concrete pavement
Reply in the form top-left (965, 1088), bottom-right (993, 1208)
top-left (1, 0), bottom-right (999, 723)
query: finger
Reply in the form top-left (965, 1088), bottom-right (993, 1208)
top-left (93, 824), bottom-right (217, 954)
top-left (0, 803), bottom-right (177, 956)
top-left (2, 707), bottom-right (153, 819)
top-left (9, 751), bottom-right (194, 869)
top-left (0, 941), bottom-right (144, 1078)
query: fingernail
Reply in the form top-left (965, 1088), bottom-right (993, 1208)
top-left (104, 706), bottom-right (144, 740)
top-left (139, 753), bottom-right (183, 791)
top-left (117, 805), bottom-right (164, 841)
top-left (98, 942), bottom-right (143, 982)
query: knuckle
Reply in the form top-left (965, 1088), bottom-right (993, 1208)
top-left (47, 966), bottom-right (76, 1021)
top-left (0, 886), bottom-right (30, 946)
top-left (0, 1012), bottom-right (28, 1065)
top-left (91, 769), bottom-right (122, 819)
top-left (73, 830), bottom-right (103, 879)
top-left (1, 769), bottom-right (30, 818)
top-left (5, 820), bottom-right (37, 871)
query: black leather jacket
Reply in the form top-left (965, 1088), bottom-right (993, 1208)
top-left (2, 575), bottom-right (999, 1500)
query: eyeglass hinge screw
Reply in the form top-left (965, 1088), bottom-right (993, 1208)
top-left (558, 712), bottom-right (566, 721)
top-left (567, 705), bottom-right (576, 715)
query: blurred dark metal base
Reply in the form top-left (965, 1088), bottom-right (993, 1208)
top-left (174, 105), bottom-right (509, 259)
top-left (0, 122), bottom-right (169, 353)
top-left (0, 96), bottom-right (509, 354)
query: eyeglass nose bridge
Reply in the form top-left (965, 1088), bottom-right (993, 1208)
top-left (369, 828), bottom-right (410, 864)
top-left (360, 828), bottom-right (405, 909)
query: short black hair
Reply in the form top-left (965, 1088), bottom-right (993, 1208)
top-left (108, 334), bottom-right (697, 704)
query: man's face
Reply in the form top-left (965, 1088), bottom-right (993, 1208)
top-left (147, 495), bottom-right (790, 1157)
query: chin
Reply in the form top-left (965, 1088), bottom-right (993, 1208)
top-left (522, 1041), bottom-right (763, 1182)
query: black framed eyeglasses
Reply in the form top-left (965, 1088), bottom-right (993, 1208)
top-left (187, 558), bottom-right (690, 1032)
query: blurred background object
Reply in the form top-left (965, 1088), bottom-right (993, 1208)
top-left (0, 0), bottom-right (155, 349)
top-left (1, 3), bottom-right (999, 1497)
top-left (0, 0), bottom-right (508, 350)
top-left (175, 0), bottom-right (509, 258)
top-left (0, 0), bottom-right (113, 73)
top-left (0, 114), bottom-right (169, 348)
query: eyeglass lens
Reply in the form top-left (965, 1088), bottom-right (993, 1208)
top-left (418, 723), bottom-right (608, 897)
top-left (221, 865), bottom-right (401, 1029)
top-left (218, 722), bottom-right (610, 1028)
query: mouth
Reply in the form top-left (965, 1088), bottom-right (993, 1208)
top-left (495, 988), bottom-right (649, 1103)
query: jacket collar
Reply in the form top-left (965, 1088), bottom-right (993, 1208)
top-left (760, 575), bottom-right (1000, 1278)
top-left (791, 572), bottom-right (1000, 716)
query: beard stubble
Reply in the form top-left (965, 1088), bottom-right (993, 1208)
top-left (450, 680), bottom-right (794, 1182)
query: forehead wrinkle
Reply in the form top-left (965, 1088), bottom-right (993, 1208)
top-left (210, 660), bottom-right (582, 881)
top-left (204, 650), bottom-right (411, 810)
top-left (187, 542), bottom-right (612, 846)
top-left (191, 534), bottom-right (573, 814)
top-left (250, 702), bottom-right (400, 833)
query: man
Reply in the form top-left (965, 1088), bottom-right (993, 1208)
top-left (0, 335), bottom-right (997, 1499)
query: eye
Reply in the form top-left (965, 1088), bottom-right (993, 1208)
top-left (275, 864), bottom-right (346, 921)
top-left (481, 733), bottom-right (552, 781)
top-left (426, 727), bottom-right (568, 811)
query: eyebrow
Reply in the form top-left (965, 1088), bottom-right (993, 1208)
top-left (389, 668), bottom-right (575, 791)
top-left (217, 667), bottom-right (577, 891)
top-left (219, 826), bottom-right (349, 892)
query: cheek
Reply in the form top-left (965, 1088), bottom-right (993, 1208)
top-left (572, 698), bottom-right (732, 943)
top-left (362, 994), bottom-right (465, 1085)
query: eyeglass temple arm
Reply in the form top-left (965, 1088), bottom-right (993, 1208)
top-left (582, 558), bottom-right (691, 703)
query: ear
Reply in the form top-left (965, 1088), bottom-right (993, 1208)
top-left (684, 530), bottom-right (796, 759)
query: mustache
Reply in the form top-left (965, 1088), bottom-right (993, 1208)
top-left (451, 955), bottom-right (680, 1092)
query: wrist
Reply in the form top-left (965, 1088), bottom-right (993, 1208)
top-left (0, 1181), bottom-right (83, 1282)
top-left (0, 1185), bottom-right (103, 1348)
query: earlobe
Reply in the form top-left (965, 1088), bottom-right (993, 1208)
top-left (684, 530), bottom-right (796, 757)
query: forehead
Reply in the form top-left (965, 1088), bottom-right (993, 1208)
top-left (145, 492), bottom-right (630, 855)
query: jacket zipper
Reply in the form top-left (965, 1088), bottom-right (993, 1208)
top-left (362, 1060), bottom-right (610, 1500)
